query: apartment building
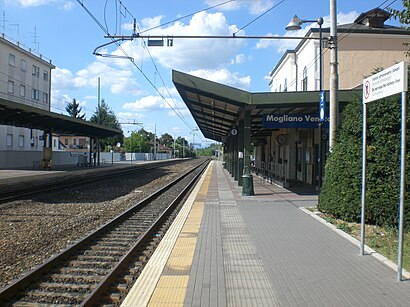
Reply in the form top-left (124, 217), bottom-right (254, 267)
top-left (0, 33), bottom-right (55, 152)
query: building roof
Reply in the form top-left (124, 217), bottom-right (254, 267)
top-left (0, 98), bottom-right (122, 138)
top-left (0, 33), bottom-right (55, 69)
top-left (173, 70), bottom-right (360, 142)
top-left (269, 7), bottom-right (409, 77)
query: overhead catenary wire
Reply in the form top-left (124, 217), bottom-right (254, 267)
top-left (140, 0), bottom-right (235, 34)
top-left (234, 0), bottom-right (286, 35)
top-left (76, 0), bottom-right (196, 132)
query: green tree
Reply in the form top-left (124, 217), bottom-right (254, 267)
top-left (389, 2), bottom-right (410, 56)
top-left (90, 99), bottom-right (123, 151)
top-left (124, 130), bottom-right (150, 153)
top-left (174, 137), bottom-right (191, 157)
top-left (159, 133), bottom-right (174, 147)
top-left (318, 89), bottom-right (410, 228)
top-left (65, 98), bottom-right (85, 120)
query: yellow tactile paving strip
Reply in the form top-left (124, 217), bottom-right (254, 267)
top-left (121, 161), bottom-right (212, 307)
top-left (148, 171), bottom-right (211, 307)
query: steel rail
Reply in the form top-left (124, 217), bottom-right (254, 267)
top-left (0, 159), bottom-right (210, 305)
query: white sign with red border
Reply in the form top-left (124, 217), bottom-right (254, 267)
top-left (363, 61), bottom-right (408, 104)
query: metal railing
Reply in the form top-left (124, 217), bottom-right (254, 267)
top-left (252, 160), bottom-right (288, 184)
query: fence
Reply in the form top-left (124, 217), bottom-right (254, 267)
top-left (253, 160), bottom-right (288, 184)
top-left (0, 150), bottom-right (173, 169)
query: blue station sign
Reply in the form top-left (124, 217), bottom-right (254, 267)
top-left (263, 114), bottom-right (329, 129)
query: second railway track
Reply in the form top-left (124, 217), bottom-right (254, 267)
top-left (0, 158), bottom-right (210, 306)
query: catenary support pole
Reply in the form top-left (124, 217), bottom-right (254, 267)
top-left (329, 0), bottom-right (339, 151)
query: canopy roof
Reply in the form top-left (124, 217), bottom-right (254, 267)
top-left (172, 70), bottom-right (360, 142)
top-left (0, 98), bottom-right (122, 138)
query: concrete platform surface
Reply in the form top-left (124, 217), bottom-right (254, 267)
top-left (123, 160), bottom-right (410, 307)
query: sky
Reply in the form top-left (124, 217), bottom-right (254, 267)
top-left (0, 0), bottom-right (405, 147)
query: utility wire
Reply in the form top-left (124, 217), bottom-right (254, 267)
top-left (76, 0), bottom-right (196, 132)
top-left (133, 18), bottom-right (193, 128)
top-left (234, 0), bottom-right (286, 35)
top-left (140, 0), bottom-right (235, 34)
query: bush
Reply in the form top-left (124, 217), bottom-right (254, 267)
top-left (318, 92), bottom-right (410, 229)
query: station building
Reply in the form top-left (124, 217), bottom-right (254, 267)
top-left (174, 8), bottom-right (410, 189)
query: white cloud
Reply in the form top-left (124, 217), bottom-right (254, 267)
top-left (168, 107), bottom-right (190, 118)
top-left (337, 10), bottom-right (360, 25)
top-left (8, 0), bottom-right (53, 6)
top-left (122, 95), bottom-right (174, 112)
top-left (141, 16), bottom-right (165, 30)
top-left (203, 0), bottom-right (274, 15)
top-left (52, 67), bottom-right (76, 89)
top-left (52, 62), bottom-right (141, 95)
top-left (7, 0), bottom-right (75, 8)
top-left (63, 1), bottom-right (74, 11)
top-left (231, 54), bottom-right (245, 64)
top-left (111, 11), bottom-right (244, 71)
top-left (188, 68), bottom-right (251, 90)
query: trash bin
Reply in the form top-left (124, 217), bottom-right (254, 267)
top-left (242, 167), bottom-right (254, 196)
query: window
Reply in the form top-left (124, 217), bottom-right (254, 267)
top-left (8, 81), bottom-right (14, 94)
top-left (6, 134), bottom-right (13, 147)
top-left (64, 138), bottom-right (68, 145)
top-left (18, 135), bottom-right (24, 147)
top-left (20, 85), bottom-right (25, 97)
top-left (32, 65), bottom-right (39, 77)
top-left (43, 92), bottom-right (48, 104)
top-left (9, 53), bottom-right (15, 66)
top-left (301, 66), bottom-right (308, 91)
top-left (284, 78), bottom-right (288, 92)
top-left (31, 89), bottom-right (39, 100)
top-left (73, 139), bottom-right (77, 146)
top-left (20, 59), bottom-right (27, 72)
top-left (43, 70), bottom-right (48, 81)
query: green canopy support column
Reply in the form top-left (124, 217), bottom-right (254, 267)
top-left (226, 138), bottom-right (231, 174)
top-left (233, 127), bottom-right (239, 181)
top-left (238, 119), bottom-right (244, 186)
top-left (229, 135), bottom-right (235, 177)
top-left (222, 144), bottom-right (227, 170)
top-left (242, 108), bottom-right (254, 196)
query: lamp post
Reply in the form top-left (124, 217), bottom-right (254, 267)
top-left (286, 15), bottom-right (324, 189)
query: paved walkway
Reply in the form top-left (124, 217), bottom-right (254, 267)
top-left (124, 160), bottom-right (410, 306)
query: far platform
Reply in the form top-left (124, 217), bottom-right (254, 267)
top-left (122, 160), bottom-right (410, 307)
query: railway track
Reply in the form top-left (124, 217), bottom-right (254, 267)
top-left (0, 159), bottom-right (210, 306)
top-left (0, 159), bottom-right (184, 203)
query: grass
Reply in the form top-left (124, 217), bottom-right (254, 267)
top-left (307, 206), bottom-right (410, 272)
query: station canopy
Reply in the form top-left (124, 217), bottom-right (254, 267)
top-left (172, 70), bottom-right (360, 142)
top-left (0, 98), bottom-right (122, 138)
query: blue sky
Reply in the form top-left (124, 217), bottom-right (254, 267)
top-left (1, 0), bottom-right (405, 146)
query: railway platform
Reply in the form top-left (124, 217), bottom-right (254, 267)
top-left (0, 160), bottom-right (167, 189)
top-left (122, 160), bottom-right (410, 307)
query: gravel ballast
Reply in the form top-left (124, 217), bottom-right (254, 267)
top-left (0, 159), bottom-right (204, 289)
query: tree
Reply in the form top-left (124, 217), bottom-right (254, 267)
top-left (65, 98), bottom-right (85, 119)
top-left (124, 130), bottom-right (150, 153)
top-left (159, 133), bottom-right (174, 147)
top-left (318, 85), bottom-right (410, 228)
top-left (90, 99), bottom-right (123, 150)
top-left (389, 2), bottom-right (410, 56)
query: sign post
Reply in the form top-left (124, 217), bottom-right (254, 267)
top-left (361, 61), bottom-right (407, 282)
